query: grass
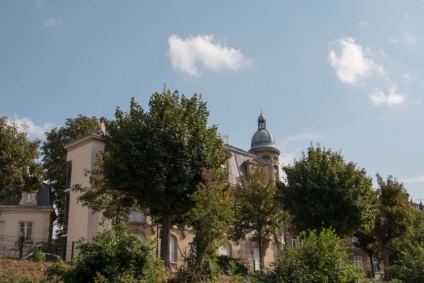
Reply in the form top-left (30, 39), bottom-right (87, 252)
top-left (0, 259), bottom-right (54, 280)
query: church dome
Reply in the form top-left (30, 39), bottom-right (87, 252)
top-left (250, 113), bottom-right (279, 153)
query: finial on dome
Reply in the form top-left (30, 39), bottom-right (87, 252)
top-left (258, 112), bottom-right (266, 130)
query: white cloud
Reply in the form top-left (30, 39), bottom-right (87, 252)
top-left (168, 34), bottom-right (248, 77)
top-left (369, 87), bottom-right (406, 106)
top-left (9, 116), bottom-right (56, 140)
top-left (328, 37), bottom-right (376, 84)
top-left (402, 175), bottom-right (424, 183)
top-left (358, 20), bottom-right (368, 29)
top-left (44, 17), bottom-right (62, 27)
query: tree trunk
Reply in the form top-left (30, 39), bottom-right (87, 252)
top-left (48, 210), bottom-right (57, 242)
top-left (381, 245), bottom-right (391, 281)
top-left (258, 233), bottom-right (263, 274)
top-left (160, 209), bottom-right (173, 269)
top-left (368, 252), bottom-right (375, 278)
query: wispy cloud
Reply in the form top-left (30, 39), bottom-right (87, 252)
top-left (279, 132), bottom-right (322, 166)
top-left (328, 37), bottom-right (377, 84)
top-left (402, 175), bottom-right (424, 183)
top-left (44, 17), bottom-right (62, 27)
top-left (168, 34), bottom-right (249, 77)
top-left (369, 87), bottom-right (406, 106)
top-left (404, 73), bottom-right (411, 84)
top-left (9, 116), bottom-right (56, 140)
top-left (358, 20), bottom-right (368, 29)
top-left (35, 0), bottom-right (45, 10)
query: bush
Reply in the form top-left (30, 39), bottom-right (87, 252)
top-left (46, 223), bottom-right (168, 283)
top-left (261, 229), bottom-right (365, 283)
top-left (216, 256), bottom-right (249, 276)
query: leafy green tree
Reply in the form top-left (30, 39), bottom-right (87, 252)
top-left (102, 90), bottom-right (225, 268)
top-left (42, 115), bottom-right (100, 234)
top-left (277, 144), bottom-right (374, 237)
top-left (46, 223), bottom-right (167, 283)
top-left (373, 174), bottom-right (414, 281)
top-left (231, 167), bottom-right (284, 272)
top-left (263, 229), bottom-right (364, 283)
top-left (389, 210), bottom-right (424, 282)
top-left (174, 168), bottom-right (234, 283)
top-left (0, 117), bottom-right (43, 199)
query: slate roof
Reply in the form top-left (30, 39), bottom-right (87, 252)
top-left (0, 183), bottom-right (51, 207)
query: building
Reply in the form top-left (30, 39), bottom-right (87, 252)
top-left (63, 112), bottom-right (379, 276)
top-left (64, 113), bottom-right (282, 270)
top-left (0, 184), bottom-right (53, 258)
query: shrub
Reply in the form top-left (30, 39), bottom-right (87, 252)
top-left (46, 223), bottom-right (167, 283)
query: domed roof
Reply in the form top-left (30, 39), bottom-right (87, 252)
top-left (250, 113), bottom-right (279, 153)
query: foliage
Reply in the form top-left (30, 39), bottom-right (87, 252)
top-left (216, 256), bottom-right (249, 276)
top-left (231, 167), bottom-right (284, 271)
top-left (172, 169), bottom-right (234, 283)
top-left (73, 155), bottom-right (134, 225)
top-left (41, 115), bottom-right (100, 232)
top-left (33, 249), bottom-right (45, 263)
top-left (46, 224), bottom-right (167, 283)
top-left (101, 90), bottom-right (225, 267)
top-left (261, 229), bottom-right (364, 283)
top-left (45, 261), bottom-right (72, 283)
top-left (0, 117), bottom-right (43, 200)
top-left (386, 209), bottom-right (424, 282)
top-left (373, 174), bottom-right (414, 280)
top-left (390, 242), bottom-right (424, 283)
top-left (277, 144), bottom-right (374, 237)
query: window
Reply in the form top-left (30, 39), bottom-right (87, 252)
top-left (0, 221), bottom-right (4, 238)
top-left (169, 235), bottom-right (177, 263)
top-left (253, 247), bottom-right (261, 271)
top-left (353, 256), bottom-right (363, 269)
top-left (20, 222), bottom-right (33, 241)
top-left (25, 193), bottom-right (33, 203)
top-left (66, 160), bottom-right (72, 189)
top-left (373, 258), bottom-right (380, 273)
top-left (273, 166), bottom-right (278, 181)
top-left (219, 243), bottom-right (231, 257)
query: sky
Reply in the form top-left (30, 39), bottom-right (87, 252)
top-left (1, 1), bottom-right (423, 200)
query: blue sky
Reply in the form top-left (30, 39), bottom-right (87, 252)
top-left (1, 1), bottom-right (423, 199)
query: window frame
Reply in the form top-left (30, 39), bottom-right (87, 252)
top-left (19, 222), bottom-right (33, 241)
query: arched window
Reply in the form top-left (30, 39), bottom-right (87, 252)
top-left (169, 235), bottom-right (177, 263)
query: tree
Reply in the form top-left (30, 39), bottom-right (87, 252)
top-left (102, 90), bottom-right (225, 268)
top-left (373, 174), bottom-right (414, 281)
top-left (46, 223), bottom-right (167, 283)
top-left (42, 115), bottom-right (100, 234)
top-left (231, 167), bottom-right (284, 272)
top-left (389, 210), bottom-right (424, 282)
top-left (73, 154), bottom-right (135, 225)
top-left (277, 144), bottom-right (374, 237)
top-left (0, 117), bottom-right (43, 199)
top-left (263, 229), bottom-right (364, 283)
top-left (174, 168), bottom-right (234, 283)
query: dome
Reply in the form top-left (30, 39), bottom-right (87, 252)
top-left (250, 113), bottom-right (279, 153)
